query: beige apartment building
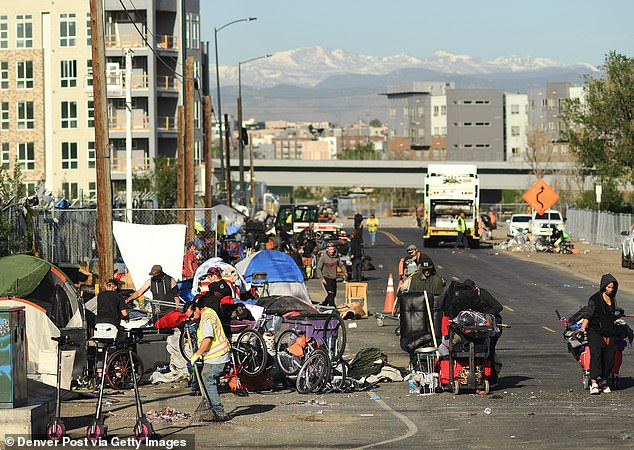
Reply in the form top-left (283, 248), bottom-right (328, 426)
top-left (0, 0), bottom-right (205, 201)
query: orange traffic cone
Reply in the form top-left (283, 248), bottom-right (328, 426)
top-left (383, 273), bottom-right (396, 313)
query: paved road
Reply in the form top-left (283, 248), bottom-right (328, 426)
top-left (59, 228), bottom-right (634, 449)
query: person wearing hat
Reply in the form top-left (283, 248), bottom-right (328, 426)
top-left (126, 264), bottom-right (180, 312)
top-left (398, 244), bottom-right (432, 283)
top-left (317, 241), bottom-right (348, 307)
top-left (408, 257), bottom-right (445, 295)
top-left (366, 214), bottom-right (379, 246)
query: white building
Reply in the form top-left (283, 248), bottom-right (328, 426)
top-left (504, 93), bottom-right (529, 161)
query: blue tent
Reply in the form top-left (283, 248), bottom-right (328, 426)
top-left (237, 250), bottom-right (304, 283)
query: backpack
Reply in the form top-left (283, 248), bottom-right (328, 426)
top-left (348, 347), bottom-right (388, 379)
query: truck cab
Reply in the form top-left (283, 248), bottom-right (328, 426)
top-left (274, 205), bottom-right (341, 239)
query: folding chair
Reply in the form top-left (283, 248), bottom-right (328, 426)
top-left (345, 282), bottom-right (369, 316)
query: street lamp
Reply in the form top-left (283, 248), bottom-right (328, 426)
top-left (214, 16), bottom-right (257, 201)
top-left (238, 54), bottom-right (271, 206)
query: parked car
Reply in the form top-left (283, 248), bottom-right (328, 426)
top-left (620, 227), bottom-right (634, 268)
top-left (506, 214), bottom-right (532, 237)
top-left (530, 210), bottom-right (564, 236)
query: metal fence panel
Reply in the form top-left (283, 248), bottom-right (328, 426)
top-left (565, 208), bottom-right (632, 248)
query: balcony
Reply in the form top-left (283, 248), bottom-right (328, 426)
top-left (156, 35), bottom-right (178, 50)
top-left (111, 156), bottom-right (151, 174)
top-left (156, 75), bottom-right (179, 91)
top-left (157, 116), bottom-right (177, 134)
top-left (108, 115), bottom-right (150, 131)
top-left (105, 34), bottom-right (148, 48)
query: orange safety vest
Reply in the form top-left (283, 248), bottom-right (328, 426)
top-left (197, 307), bottom-right (230, 361)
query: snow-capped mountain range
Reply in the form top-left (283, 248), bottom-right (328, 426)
top-left (218, 46), bottom-right (598, 88)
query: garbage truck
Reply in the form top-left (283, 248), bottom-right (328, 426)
top-left (422, 164), bottom-right (480, 248)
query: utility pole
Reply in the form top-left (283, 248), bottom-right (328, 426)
top-left (176, 105), bottom-right (184, 224)
top-left (204, 96), bottom-right (213, 231)
top-left (237, 94), bottom-right (244, 205)
top-left (125, 48), bottom-right (133, 223)
top-left (224, 113), bottom-right (231, 207)
top-left (185, 57), bottom-right (195, 244)
top-left (249, 136), bottom-right (255, 214)
top-left (90, 0), bottom-right (113, 284)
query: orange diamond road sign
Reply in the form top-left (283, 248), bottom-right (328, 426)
top-left (523, 179), bottom-right (559, 215)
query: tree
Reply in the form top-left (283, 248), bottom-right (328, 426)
top-left (562, 51), bottom-right (634, 183)
top-left (369, 119), bottom-right (382, 128)
top-left (337, 143), bottom-right (381, 160)
top-left (0, 160), bottom-right (26, 203)
top-left (132, 156), bottom-right (177, 207)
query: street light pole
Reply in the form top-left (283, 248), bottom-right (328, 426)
top-left (214, 17), bottom-right (257, 196)
top-left (237, 54), bottom-right (271, 205)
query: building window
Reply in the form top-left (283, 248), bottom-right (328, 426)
top-left (511, 147), bottom-right (519, 155)
top-left (86, 60), bottom-right (93, 87)
top-left (86, 13), bottom-right (91, 46)
top-left (433, 127), bottom-right (439, 135)
top-left (59, 13), bottom-right (77, 47)
top-left (194, 101), bottom-right (200, 129)
top-left (511, 126), bottom-right (520, 137)
top-left (389, 108), bottom-right (396, 119)
top-left (61, 182), bottom-right (78, 200)
top-left (194, 140), bottom-right (202, 165)
top-left (433, 106), bottom-right (439, 117)
top-left (88, 182), bottom-right (96, 199)
top-left (0, 62), bottom-right (7, 89)
top-left (186, 13), bottom-right (191, 48)
top-left (61, 142), bottom-right (78, 169)
top-left (1, 142), bottom-right (9, 168)
top-left (191, 14), bottom-right (200, 49)
top-left (61, 101), bottom-right (77, 128)
top-left (0, 16), bottom-right (7, 49)
top-left (88, 141), bottom-right (95, 168)
top-left (511, 104), bottom-right (520, 115)
top-left (17, 101), bottom-right (34, 129)
top-left (441, 127), bottom-right (447, 135)
top-left (87, 100), bottom-right (94, 127)
top-left (23, 182), bottom-right (37, 196)
top-left (16, 61), bottom-right (33, 89)
top-left (1, 102), bottom-right (8, 130)
top-left (18, 142), bottom-right (34, 170)
top-left (16, 15), bottom-right (33, 48)
top-left (60, 60), bottom-right (77, 87)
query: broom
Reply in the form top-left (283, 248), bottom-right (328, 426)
top-left (185, 326), bottom-right (217, 423)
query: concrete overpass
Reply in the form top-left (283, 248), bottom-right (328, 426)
top-left (221, 159), bottom-right (585, 191)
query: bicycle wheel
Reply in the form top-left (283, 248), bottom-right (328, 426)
top-left (179, 322), bottom-right (197, 360)
top-left (322, 312), bottom-right (347, 362)
top-left (275, 329), bottom-right (304, 376)
top-left (235, 329), bottom-right (268, 377)
top-left (106, 350), bottom-right (143, 390)
top-left (296, 348), bottom-right (331, 394)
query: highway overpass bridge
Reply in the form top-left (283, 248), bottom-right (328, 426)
top-left (223, 159), bottom-right (585, 192)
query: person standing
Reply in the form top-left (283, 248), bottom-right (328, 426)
top-left (489, 208), bottom-right (497, 230)
top-left (366, 214), bottom-right (380, 246)
top-left (183, 242), bottom-right (199, 278)
top-left (126, 264), bottom-right (180, 313)
top-left (96, 278), bottom-right (129, 327)
top-left (215, 215), bottom-right (228, 239)
top-left (185, 302), bottom-right (231, 421)
top-left (349, 230), bottom-right (363, 282)
top-left (454, 211), bottom-right (469, 249)
top-left (579, 274), bottom-right (619, 395)
top-left (353, 209), bottom-right (365, 241)
top-left (317, 242), bottom-right (347, 306)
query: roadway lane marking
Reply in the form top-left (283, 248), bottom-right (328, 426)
top-left (380, 230), bottom-right (404, 246)
top-left (503, 305), bottom-right (514, 312)
top-left (542, 326), bottom-right (557, 333)
top-left (451, 276), bottom-right (460, 281)
top-left (350, 391), bottom-right (419, 450)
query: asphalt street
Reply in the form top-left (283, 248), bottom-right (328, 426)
top-left (55, 227), bottom-right (634, 449)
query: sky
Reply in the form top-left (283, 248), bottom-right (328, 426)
top-left (201, 0), bottom-right (634, 67)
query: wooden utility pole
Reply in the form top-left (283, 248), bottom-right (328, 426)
top-left (224, 114), bottom-right (231, 207)
top-left (249, 136), bottom-right (255, 214)
top-left (185, 57), bottom-right (195, 243)
top-left (90, 0), bottom-right (113, 284)
top-left (176, 106), bottom-right (185, 224)
top-left (204, 96), bottom-right (213, 231)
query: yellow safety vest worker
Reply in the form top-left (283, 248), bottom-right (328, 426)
top-left (367, 217), bottom-right (379, 232)
top-left (216, 219), bottom-right (227, 236)
top-left (197, 307), bottom-right (230, 361)
top-left (456, 215), bottom-right (466, 232)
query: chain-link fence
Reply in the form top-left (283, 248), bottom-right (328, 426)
top-left (565, 208), bottom-right (632, 248)
top-left (0, 203), bottom-right (33, 256)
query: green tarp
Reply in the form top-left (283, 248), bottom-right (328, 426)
top-left (0, 255), bottom-right (51, 298)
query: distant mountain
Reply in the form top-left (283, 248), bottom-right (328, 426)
top-left (218, 46), bottom-right (598, 88)
top-left (214, 46), bottom-right (599, 123)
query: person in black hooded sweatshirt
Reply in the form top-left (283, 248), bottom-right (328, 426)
top-left (579, 273), bottom-right (619, 395)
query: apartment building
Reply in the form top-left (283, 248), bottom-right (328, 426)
top-left (504, 93), bottom-right (529, 161)
top-left (446, 88), bottom-right (504, 161)
top-left (0, 0), bottom-right (206, 200)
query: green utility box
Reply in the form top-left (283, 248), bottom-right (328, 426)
top-left (0, 306), bottom-right (27, 408)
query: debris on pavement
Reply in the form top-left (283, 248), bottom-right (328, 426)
top-left (147, 407), bottom-right (191, 424)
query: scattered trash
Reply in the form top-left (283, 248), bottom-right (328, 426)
top-left (369, 395), bottom-right (381, 401)
top-left (490, 394), bottom-right (503, 399)
top-left (147, 407), bottom-right (191, 423)
top-left (462, 412), bottom-right (477, 416)
top-left (312, 396), bottom-right (327, 406)
top-left (483, 408), bottom-right (492, 415)
top-left (105, 401), bottom-right (112, 406)
top-left (377, 264), bottom-right (384, 269)
top-left (348, 322), bottom-right (358, 329)
top-left (510, 436), bottom-right (516, 439)
top-left (563, 284), bottom-right (571, 288)
top-left (614, 431), bottom-right (634, 440)
top-left (360, 414), bottom-right (374, 417)
top-left (528, 413), bottom-right (535, 415)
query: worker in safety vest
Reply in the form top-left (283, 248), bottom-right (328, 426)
top-left (366, 214), bottom-right (379, 246)
top-left (454, 211), bottom-right (469, 249)
top-left (186, 302), bottom-right (232, 421)
top-left (215, 215), bottom-right (228, 238)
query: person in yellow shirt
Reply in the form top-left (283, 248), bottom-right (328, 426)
top-left (366, 214), bottom-right (379, 246)
top-left (215, 215), bottom-right (228, 240)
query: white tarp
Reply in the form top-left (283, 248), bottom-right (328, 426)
top-left (113, 221), bottom-right (187, 291)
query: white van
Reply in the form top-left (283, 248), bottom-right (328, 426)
top-left (530, 210), bottom-right (564, 236)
